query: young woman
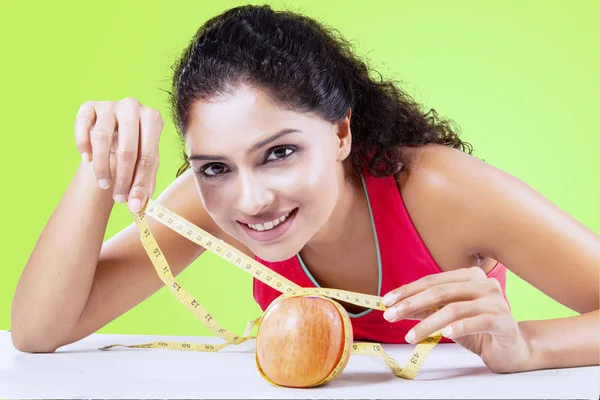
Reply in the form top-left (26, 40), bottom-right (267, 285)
top-left (11, 4), bottom-right (598, 375)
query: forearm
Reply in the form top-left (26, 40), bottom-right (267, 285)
top-left (11, 161), bottom-right (115, 351)
top-left (519, 310), bottom-right (599, 371)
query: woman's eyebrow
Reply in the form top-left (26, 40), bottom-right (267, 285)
top-left (251, 128), bottom-right (300, 151)
top-left (188, 128), bottom-right (301, 161)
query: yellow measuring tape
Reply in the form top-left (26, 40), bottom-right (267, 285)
top-left (99, 199), bottom-right (442, 386)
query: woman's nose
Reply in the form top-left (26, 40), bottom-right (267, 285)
top-left (236, 174), bottom-right (275, 216)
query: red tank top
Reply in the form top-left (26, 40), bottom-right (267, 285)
top-left (252, 169), bottom-right (509, 344)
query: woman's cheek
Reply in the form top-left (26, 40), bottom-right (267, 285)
top-left (195, 178), bottom-right (232, 216)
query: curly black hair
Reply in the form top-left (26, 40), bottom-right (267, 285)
top-left (168, 4), bottom-right (472, 181)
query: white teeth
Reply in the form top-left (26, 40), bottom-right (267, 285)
top-left (247, 210), bottom-right (292, 231)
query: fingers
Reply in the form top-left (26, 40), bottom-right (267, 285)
top-left (90, 101), bottom-right (117, 189)
top-left (443, 314), bottom-right (512, 342)
top-left (402, 309), bottom-right (436, 321)
top-left (383, 277), bottom-right (504, 323)
top-left (74, 101), bottom-right (96, 163)
top-left (382, 266), bottom-right (487, 307)
top-left (127, 106), bottom-right (163, 212)
top-left (404, 299), bottom-right (497, 343)
top-left (74, 97), bottom-right (163, 211)
top-left (112, 98), bottom-right (140, 204)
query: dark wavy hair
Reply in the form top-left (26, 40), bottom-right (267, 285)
top-left (168, 4), bottom-right (472, 180)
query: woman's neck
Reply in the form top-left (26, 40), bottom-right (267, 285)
top-left (301, 173), bottom-right (370, 262)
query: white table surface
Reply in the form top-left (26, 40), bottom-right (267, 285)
top-left (1, 330), bottom-right (598, 399)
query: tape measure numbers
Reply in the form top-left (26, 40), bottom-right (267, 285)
top-left (99, 199), bottom-right (442, 384)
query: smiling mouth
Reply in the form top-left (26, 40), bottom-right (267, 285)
top-left (242, 209), bottom-right (296, 231)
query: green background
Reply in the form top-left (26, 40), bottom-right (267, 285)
top-left (1, 0), bottom-right (598, 338)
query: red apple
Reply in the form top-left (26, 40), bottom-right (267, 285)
top-left (255, 294), bottom-right (352, 388)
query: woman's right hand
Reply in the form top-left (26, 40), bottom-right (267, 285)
top-left (74, 97), bottom-right (163, 213)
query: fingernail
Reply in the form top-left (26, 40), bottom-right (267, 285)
top-left (99, 179), bottom-right (110, 189)
top-left (382, 293), bottom-right (395, 306)
top-left (129, 198), bottom-right (142, 212)
top-left (405, 329), bottom-right (415, 343)
top-left (82, 153), bottom-right (90, 163)
top-left (442, 325), bottom-right (453, 338)
top-left (114, 194), bottom-right (127, 203)
top-left (383, 307), bottom-right (396, 321)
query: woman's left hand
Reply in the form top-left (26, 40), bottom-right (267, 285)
top-left (381, 267), bottom-right (532, 373)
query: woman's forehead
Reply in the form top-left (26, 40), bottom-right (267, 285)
top-left (185, 87), bottom-right (330, 154)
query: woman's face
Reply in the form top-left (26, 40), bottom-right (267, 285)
top-left (185, 85), bottom-right (352, 262)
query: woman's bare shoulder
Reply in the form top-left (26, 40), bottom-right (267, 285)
top-left (395, 143), bottom-right (507, 221)
top-left (393, 144), bottom-right (495, 270)
top-left (395, 144), bottom-right (599, 313)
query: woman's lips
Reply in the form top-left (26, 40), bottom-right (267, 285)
top-left (238, 208), bottom-right (298, 242)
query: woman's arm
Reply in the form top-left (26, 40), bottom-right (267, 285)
top-left (406, 144), bottom-right (599, 370)
top-left (519, 310), bottom-right (598, 369)
top-left (11, 166), bottom-right (215, 352)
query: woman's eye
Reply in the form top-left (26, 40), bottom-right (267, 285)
top-left (266, 145), bottom-right (295, 162)
top-left (201, 163), bottom-right (228, 177)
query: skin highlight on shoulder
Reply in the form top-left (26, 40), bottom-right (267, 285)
top-left (394, 144), bottom-right (500, 273)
